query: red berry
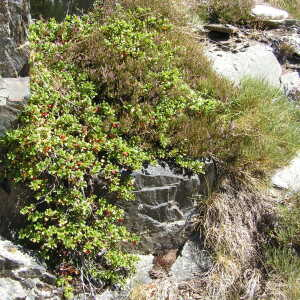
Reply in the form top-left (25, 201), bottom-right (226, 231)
top-left (103, 210), bottom-right (111, 217)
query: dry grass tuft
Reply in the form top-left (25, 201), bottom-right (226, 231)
top-left (130, 278), bottom-right (180, 300)
top-left (198, 174), bottom-right (273, 299)
top-left (130, 174), bottom-right (279, 300)
top-left (269, 0), bottom-right (300, 19)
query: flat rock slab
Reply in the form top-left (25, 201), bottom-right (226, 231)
top-left (252, 5), bottom-right (289, 20)
top-left (204, 24), bottom-right (238, 34)
top-left (0, 77), bottom-right (29, 135)
top-left (0, 77), bottom-right (30, 103)
top-left (206, 44), bottom-right (282, 87)
top-left (272, 153), bottom-right (300, 192)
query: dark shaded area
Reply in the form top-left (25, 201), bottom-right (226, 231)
top-left (208, 31), bottom-right (230, 42)
top-left (30, 0), bottom-right (94, 21)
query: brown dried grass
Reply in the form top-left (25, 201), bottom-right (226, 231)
top-left (196, 174), bottom-right (271, 299)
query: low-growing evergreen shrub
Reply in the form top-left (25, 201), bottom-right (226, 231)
top-left (0, 0), bottom-right (300, 296)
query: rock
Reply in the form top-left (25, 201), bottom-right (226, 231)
top-left (120, 161), bottom-right (216, 252)
top-left (280, 71), bottom-right (300, 101)
top-left (170, 239), bottom-right (212, 281)
top-left (206, 44), bottom-right (282, 87)
top-left (204, 24), bottom-right (238, 34)
top-left (0, 77), bottom-right (30, 101)
top-left (30, 0), bottom-right (94, 21)
top-left (281, 34), bottom-right (300, 57)
top-left (95, 237), bottom-right (213, 299)
top-left (0, 0), bottom-right (31, 77)
top-left (269, 33), bottom-right (300, 65)
top-left (0, 236), bottom-right (62, 300)
top-left (272, 153), bottom-right (300, 192)
top-left (284, 19), bottom-right (298, 27)
top-left (0, 77), bottom-right (30, 237)
top-left (0, 77), bottom-right (29, 136)
top-left (251, 5), bottom-right (289, 20)
top-left (0, 278), bottom-right (27, 300)
top-left (77, 255), bottom-right (154, 300)
top-left (0, 181), bottom-right (28, 239)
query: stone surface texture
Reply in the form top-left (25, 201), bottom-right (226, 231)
top-left (206, 43), bottom-right (282, 87)
top-left (203, 23), bottom-right (238, 34)
top-left (251, 4), bottom-right (289, 20)
top-left (0, 236), bottom-right (62, 300)
top-left (0, 77), bottom-right (29, 136)
top-left (0, 0), bottom-right (30, 77)
top-left (120, 161), bottom-right (216, 252)
top-left (272, 153), bottom-right (300, 192)
top-left (170, 239), bottom-right (211, 282)
top-left (280, 71), bottom-right (300, 100)
top-left (269, 32), bottom-right (300, 62)
top-left (281, 33), bottom-right (300, 57)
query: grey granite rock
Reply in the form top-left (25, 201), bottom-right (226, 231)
top-left (0, 77), bottom-right (29, 136)
top-left (95, 238), bottom-right (212, 299)
top-left (251, 4), bottom-right (289, 20)
top-left (272, 153), bottom-right (300, 192)
top-left (280, 71), bottom-right (300, 101)
top-left (0, 278), bottom-right (27, 300)
top-left (0, 236), bottom-right (62, 300)
top-left (0, 0), bottom-right (30, 77)
top-left (120, 161), bottom-right (216, 252)
top-left (170, 239), bottom-right (212, 281)
top-left (206, 43), bottom-right (282, 87)
top-left (204, 24), bottom-right (238, 34)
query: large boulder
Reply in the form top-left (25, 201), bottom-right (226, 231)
top-left (120, 161), bottom-right (217, 252)
top-left (206, 43), bottom-right (282, 87)
top-left (251, 4), bottom-right (289, 20)
top-left (30, 0), bottom-right (94, 21)
top-left (0, 0), bottom-right (30, 77)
